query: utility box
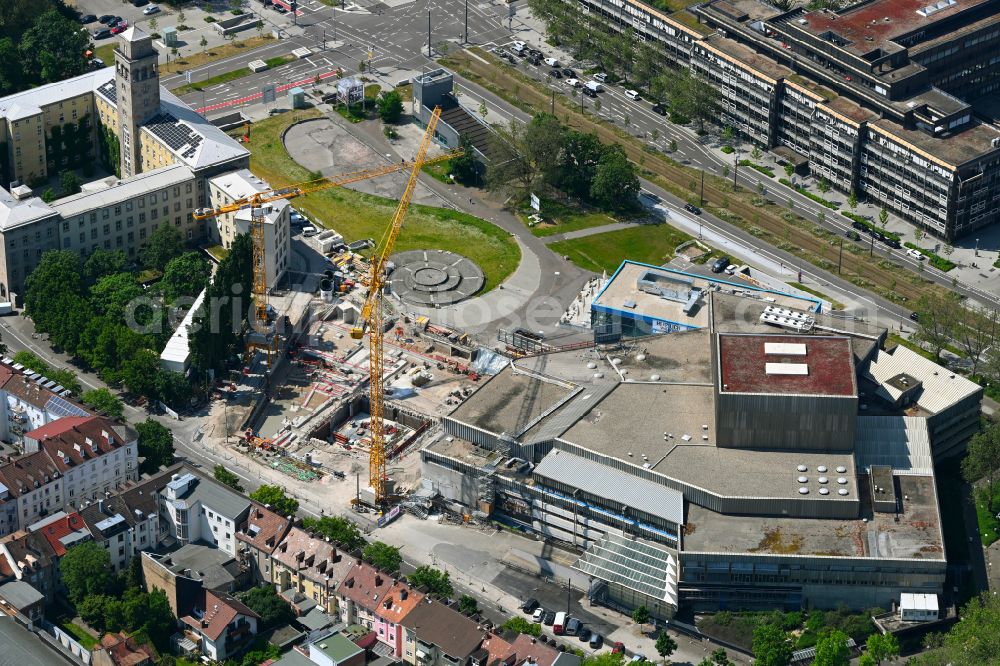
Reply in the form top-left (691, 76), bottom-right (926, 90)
top-left (288, 86), bottom-right (306, 109)
top-left (163, 26), bottom-right (177, 46)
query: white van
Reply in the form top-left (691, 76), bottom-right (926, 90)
top-left (584, 80), bottom-right (603, 93)
top-left (553, 611), bottom-right (567, 635)
top-left (302, 226), bottom-right (318, 237)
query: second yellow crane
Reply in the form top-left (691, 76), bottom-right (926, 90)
top-left (351, 106), bottom-right (444, 507)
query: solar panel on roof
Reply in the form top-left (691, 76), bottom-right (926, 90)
top-left (46, 394), bottom-right (89, 418)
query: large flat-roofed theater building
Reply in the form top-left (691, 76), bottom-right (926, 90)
top-left (570, 0), bottom-right (1000, 240)
top-left (0, 28), bottom-right (289, 303)
top-left (422, 262), bottom-right (978, 616)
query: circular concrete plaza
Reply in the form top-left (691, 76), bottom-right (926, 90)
top-left (388, 250), bottom-right (485, 306)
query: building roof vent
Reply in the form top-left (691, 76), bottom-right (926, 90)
top-left (836, 466), bottom-right (847, 473)
top-left (799, 487), bottom-right (809, 494)
top-left (798, 476), bottom-right (808, 483)
top-left (818, 476), bottom-right (829, 484)
top-left (838, 488), bottom-right (849, 496)
top-left (819, 488), bottom-right (830, 495)
top-left (797, 465), bottom-right (807, 472)
top-left (817, 466), bottom-right (828, 473)
top-left (837, 477), bottom-right (848, 484)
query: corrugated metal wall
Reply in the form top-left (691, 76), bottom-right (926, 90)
top-left (716, 393), bottom-right (857, 451)
top-left (441, 417), bottom-right (501, 450)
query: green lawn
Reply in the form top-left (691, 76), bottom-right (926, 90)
top-left (549, 224), bottom-right (692, 273)
top-left (244, 109), bottom-right (519, 291)
top-left (974, 484), bottom-right (1000, 547)
top-left (520, 199), bottom-right (621, 238)
top-left (60, 621), bottom-right (98, 649)
top-left (93, 43), bottom-right (116, 66)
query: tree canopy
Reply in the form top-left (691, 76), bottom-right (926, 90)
top-left (238, 586), bottom-right (295, 631)
top-left (214, 465), bottom-right (243, 491)
top-left (161, 252), bottom-right (211, 303)
top-left (501, 616), bottom-right (542, 637)
top-left (962, 421), bottom-right (1000, 515)
top-left (136, 419), bottom-right (174, 474)
top-left (81, 388), bottom-right (124, 419)
top-left (362, 541), bottom-right (402, 572)
top-left (84, 249), bottom-right (128, 284)
top-left (914, 593), bottom-right (999, 665)
top-left (190, 234), bottom-right (253, 372)
top-left (302, 516), bottom-right (365, 551)
top-left (813, 630), bottom-right (850, 666)
top-left (61, 542), bottom-right (115, 605)
top-left (408, 565), bottom-right (453, 596)
top-left (11, 350), bottom-right (81, 395)
top-left (9, 8), bottom-right (90, 93)
top-left (752, 623), bottom-right (793, 666)
top-left (249, 484), bottom-right (299, 517)
top-left (590, 144), bottom-right (640, 211)
top-left (377, 90), bottom-right (404, 124)
top-left (140, 225), bottom-right (186, 272)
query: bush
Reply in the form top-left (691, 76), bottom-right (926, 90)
top-left (778, 178), bottom-right (838, 210)
top-left (738, 160), bottom-right (775, 178)
top-left (840, 211), bottom-right (901, 241)
top-left (903, 242), bottom-right (956, 271)
top-left (721, 145), bottom-right (734, 154)
top-left (204, 16), bottom-right (216, 22)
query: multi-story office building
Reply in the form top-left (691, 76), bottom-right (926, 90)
top-left (0, 27), bottom-right (290, 302)
top-left (566, 0), bottom-right (1000, 240)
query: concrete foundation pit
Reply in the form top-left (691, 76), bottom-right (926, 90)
top-left (388, 250), bottom-right (484, 306)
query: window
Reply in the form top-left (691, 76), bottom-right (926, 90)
top-left (103, 209), bottom-right (110, 219)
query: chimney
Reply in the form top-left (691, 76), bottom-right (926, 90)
top-left (98, 499), bottom-right (105, 514)
top-left (375, 575), bottom-right (383, 587)
top-left (401, 589), bottom-right (408, 601)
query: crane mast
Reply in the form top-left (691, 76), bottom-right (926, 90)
top-left (352, 106), bottom-right (443, 506)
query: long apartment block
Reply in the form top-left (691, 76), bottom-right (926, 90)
top-left (570, 0), bottom-right (1000, 240)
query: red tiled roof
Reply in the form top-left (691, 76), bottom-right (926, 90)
top-left (480, 635), bottom-right (513, 666)
top-left (38, 512), bottom-right (89, 556)
top-left (26, 416), bottom-right (130, 473)
top-left (336, 560), bottom-right (394, 610)
top-left (718, 334), bottom-right (856, 396)
top-left (506, 634), bottom-right (560, 666)
top-left (375, 581), bottom-right (424, 624)
top-left (181, 590), bottom-right (259, 641)
top-left (237, 504), bottom-right (292, 555)
top-left (0, 451), bottom-right (60, 497)
top-left (96, 632), bottom-right (155, 666)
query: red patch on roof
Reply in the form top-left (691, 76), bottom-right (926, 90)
top-left (718, 334), bottom-right (856, 396)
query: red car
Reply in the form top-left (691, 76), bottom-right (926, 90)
top-left (612, 642), bottom-right (625, 654)
top-left (111, 21), bottom-right (128, 34)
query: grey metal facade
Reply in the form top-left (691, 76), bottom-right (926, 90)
top-left (715, 392), bottom-right (858, 452)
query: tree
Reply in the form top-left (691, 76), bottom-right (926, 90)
top-left (913, 293), bottom-right (961, 360)
top-left (879, 207), bottom-right (888, 229)
top-left (783, 163), bottom-right (795, 180)
top-left (818, 177), bottom-right (831, 194)
top-left (136, 418), bottom-right (174, 474)
top-left (126, 588), bottom-right (175, 650)
top-left (555, 129), bottom-right (603, 199)
top-left (162, 252), bottom-right (211, 303)
top-left (91, 273), bottom-right (143, 320)
top-left (377, 90), bottom-right (404, 123)
top-left (214, 465), bottom-right (243, 491)
top-left (19, 10), bottom-right (90, 85)
top-left (863, 633), bottom-right (899, 665)
top-left (82, 388), bottom-right (124, 419)
top-left (457, 594), bottom-right (479, 615)
top-left (848, 191), bottom-right (858, 210)
top-left (752, 623), bottom-right (793, 666)
top-left (408, 565), bottom-right (453, 596)
top-left (11, 350), bottom-right (82, 394)
top-left (238, 586), bottom-right (296, 631)
top-left (140, 225), bottom-right (185, 272)
top-left (651, 68), bottom-right (718, 132)
top-left (449, 135), bottom-right (478, 185)
top-left (149, 17), bottom-right (158, 34)
top-left (955, 306), bottom-right (999, 377)
top-left (751, 145), bottom-right (762, 161)
top-left (200, 35), bottom-right (208, 52)
top-left (486, 114), bottom-right (564, 198)
top-left (721, 126), bottom-right (735, 148)
top-left (655, 632), bottom-right (677, 660)
top-left (60, 170), bottom-right (81, 196)
top-left (249, 484), bottom-right (299, 516)
top-left (61, 541), bottom-right (114, 604)
top-left (190, 234), bottom-right (253, 373)
top-left (632, 605), bottom-right (650, 633)
top-left (813, 630), bottom-right (850, 666)
top-left (501, 616), bottom-right (542, 637)
top-left (963, 422), bottom-right (1000, 515)
top-left (122, 349), bottom-right (162, 401)
top-left (591, 144), bottom-right (639, 211)
top-left (177, 10), bottom-right (187, 25)
top-left (84, 249), bottom-right (127, 284)
top-left (302, 515), bottom-right (364, 550)
top-left (916, 593), bottom-right (1000, 665)
top-left (79, 594), bottom-right (114, 631)
top-left (363, 541), bottom-right (402, 572)
top-left (24, 250), bottom-right (85, 332)
top-left (478, 100), bottom-right (488, 121)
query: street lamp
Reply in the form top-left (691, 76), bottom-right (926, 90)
top-left (976, 238), bottom-right (980, 257)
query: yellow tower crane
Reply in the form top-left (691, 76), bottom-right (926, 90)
top-left (351, 106), bottom-right (443, 507)
top-left (192, 146), bottom-right (457, 367)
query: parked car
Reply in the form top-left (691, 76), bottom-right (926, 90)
top-left (93, 28), bottom-right (112, 39)
top-left (883, 237), bottom-right (902, 249)
top-left (651, 103), bottom-right (668, 115)
top-left (611, 642), bottom-right (625, 654)
top-left (584, 80), bottom-right (603, 93)
top-left (272, 4), bottom-right (287, 12)
top-left (79, 14), bottom-right (97, 23)
top-left (528, 49), bottom-right (542, 58)
top-left (544, 57), bottom-right (559, 67)
top-left (565, 78), bottom-right (581, 88)
top-left (111, 16), bottom-right (124, 25)
top-left (512, 40), bottom-right (526, 52)
top-left (910, 311), bottom-right (920, 321)
top-left (578, 628), bottom-right (591, 642)
top-left (907, 248), bottom-right (926, 260)
top-left (548, 69), bottom-right (562, 79)
top-left (711, 255), bottom-right (731, 273)
top-left (845, 230), bottom-right (861, 241)
top-left (532, 608), bottom-right (545, 623)
top-left (624, 89), bottom-right (641, 100)
top-left (593, 72), bottom-right (608, 83)
top-left (542, 611), bottom-right (556, 626)
top-left (98, 14), bottom-right (115, 24)
top-left (561, 68), bottom-right (575, 78)
top-left (851, 220), bottom-right (867, 231)
top-left (131, 0), bottom-right (149, 6)
top-left (582, 86), bottom-right (598, 98)
top-left (528, 55), bottom-right (542, 66)
top-left (684, 203), bottom-right (702, 215)
top-left (89, 58), bottom-right (105, 69)
top-left (630, 656), bottom-right (646, 663)
top-left (565, 618), bottom-right (582, 636)
top-left (111, 22), bottom-right (128, 34)
top-left (521, 598), bottom-right (539, 613)
top-left (143, 4), bottom-right (161, 15)
top-left (590, 634), bottom-right (603, 649)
